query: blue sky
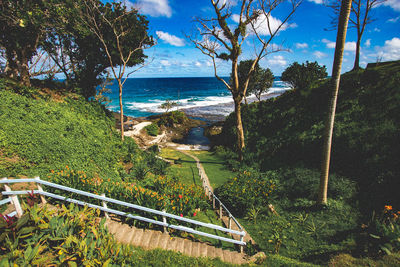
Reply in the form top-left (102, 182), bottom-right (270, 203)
top-left (122, 0), bottom-right (400, 77)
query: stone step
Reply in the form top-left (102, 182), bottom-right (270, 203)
top-left (105, 220), bottom-right (248, 265)
top-left (158, 233), bottom-right (169, 250)
top-left (148, 231), bottom-right (161, 249)
top-left (131, 228), bottom-right (144, 246)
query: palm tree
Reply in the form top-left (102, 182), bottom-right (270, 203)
top-left (318, 0), bottom-right (353, 205)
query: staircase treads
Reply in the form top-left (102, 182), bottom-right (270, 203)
top-left (191, 242), bottom-right (201, 258)
top-left (183, 239), bottom-right (192, 256)
top-left (175, 237), bottom-right (186, 253)
top-left (199, 243), bottom-right (208, 258)
top-left (147, 231), bottom-right (162, 249)
top-left (206, 245), bottom-right (216, 259)
top-left (157, 233), bottom-right (170, 250)
top-left (167, 236), bottom-right (179, 251)
top-left (141, 230), bottom-right (154, 249)
top-left (130, 228), bottom-right (144, 246)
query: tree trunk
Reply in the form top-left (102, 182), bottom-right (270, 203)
top-left (234, 99), bottom-right (245, 162)
top-left (352, 35), bottom-right (361, 71)
top-left (119, 81), bottom-right (125, 141)
top-left (318, 0), bottom-right (352, 205)
top-left (16, 50), bottom-right (31, 86)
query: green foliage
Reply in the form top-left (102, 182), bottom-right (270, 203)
top-left (0, 204), bottom-right (235, 266)
top-left (157, 111), bottom-right (188, 127)
top-left (145, 122), bottom-right (159, 136)
top-left (234, 59), bottom-right (274, 101)
top-left (46, 166), bottom-right (208, 219)
top-left (362, 205), bottom-right (400, 256)
top-left (220, 61), bottom-right (400, 210)
top-left (281, 61), bottom-right (327, 92)
top-left (0, 87), bottom-right (165, 183)
top-left (215, 169), bottom-right (277, 217)
top-left (159, 99), bottom-right (178, 113)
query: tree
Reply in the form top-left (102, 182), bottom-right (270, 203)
top-left (281, 61), bottom-right (327, 91)
top-left (235, 59), bottom-right (274, 103)
top-left (190, 0), bottom-right (301, 161)
top-left (318, 0), bottom-right (352, 205)
top-left (160, 100), bottom-right (178, 113)
top-left (0, 0), bottom-right (52, 85)
top-left (80, 0), bottom-right (154, 140)
top-left (325, 0), bottom-right (383, 70)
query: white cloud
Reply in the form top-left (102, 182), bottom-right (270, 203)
top-left (134, 0), bottom-right (172, 18)
top-left (295, 43), bottom-right (308, 49)
top-left (383, 0), bottom-right (400, 11)
top-left (160, 60), bottom-right (171, 66)
top-left (376, 37), bottom-right (400, 61)
top-left (195, 61), bottom-right (202, 67)
top-left (308, 0), bottom-right (324, 4)
top-left (365, 39), bottom-right (371, 48)
top-left (374, 27), bottom-right (381, 32)
top-left (313, 51), bottom-right (327, 58)
top-left (322, 39), bottom-right (356, 51)
top-left (156, 31), bottom-right (185, 47)
top-left (232, 12), bottom-right (296, 36)
top-left (387, 16), bottom-right (400, 23)
top-left (267, 55), bottom-right (287, 66)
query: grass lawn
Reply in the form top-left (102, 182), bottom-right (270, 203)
top-left (188, 151), bottom-right (236, 188)
top-left (160, 148), bottom-right (200, 185)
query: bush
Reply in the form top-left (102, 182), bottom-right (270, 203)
top-left (215, 169), bottom-right (277, 217)
top-left (281, 61), bottom-right (327, 92)
top-left (157, 111), bottom-right (187, 127)
top-left (47, 166), bottom-right (209, 218)
top-left (0, 203), bottom-right (136, 266)
top-left (145, 123), bottom-right (159, 136)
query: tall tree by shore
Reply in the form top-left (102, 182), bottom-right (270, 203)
top-left (80, 0), bottom-right (154, 140)
top-left (190, 0), bottom-right (301, 161)
top-left (318, 0), bottom-right (353, 205)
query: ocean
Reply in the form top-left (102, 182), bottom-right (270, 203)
top-left (105, 77), bottom-right (289, 121)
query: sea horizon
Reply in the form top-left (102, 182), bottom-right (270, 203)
top-left (105, 76), bottom-right (289, 121)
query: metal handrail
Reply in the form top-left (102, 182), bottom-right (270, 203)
top-left (0, 178), bottom-right (246, 246)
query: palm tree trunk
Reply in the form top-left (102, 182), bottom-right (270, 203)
top-left (318, 0), bottom-right (352, 205)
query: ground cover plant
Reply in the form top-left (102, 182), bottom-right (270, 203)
top-left (188, 151), bottom-right (237, 188)
top-left (0, 203), bottom-right (238, 267)
top-left (215, 62), bottom-right (400, 265)
top-left (0, 81), bottom-right (163, 181)
top-left (160, 148), bottom-right (200, 185)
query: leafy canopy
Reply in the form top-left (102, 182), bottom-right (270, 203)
top-left (234, 60), bottom-right (274, 101)
top-left (281, 61), bottom-right (327, 92)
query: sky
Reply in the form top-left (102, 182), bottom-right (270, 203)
top-left (120, 0), bottom-right (400, 77)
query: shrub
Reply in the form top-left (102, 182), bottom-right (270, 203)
top-left (145, 123), bottom-right (159, 136)
top-left (157, 111), bottom-right (187, 127)
top-left (215, 169), bottom-right (277, 217)
top-left (0, 203), bottom-right (136, 266)
top-left (46, 166), bottom-right (209, 218)
top-left (281, 61), bottom-right (327, 92)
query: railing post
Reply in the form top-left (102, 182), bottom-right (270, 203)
top-left (34, 177), bottom-right (46, 204)
top-left (162, 209), bottom-right (167, 233)
top-left (228, 214), bottom-right (232, 229)
top-left (240, 238), bottom-right (244, 253)
top-left (2, 178), bottom-right (23, 217)
top-left (219, 202), bottom-right (222, 219)
top-left (212, 194), bottom-right (215, 209)
top-left (101, 193), bottom-right (110, 219)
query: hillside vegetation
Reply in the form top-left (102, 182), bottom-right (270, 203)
top-left (213, 61), bottom-right (400, 265)
top-left (221, 61), bottom-right (400, 211)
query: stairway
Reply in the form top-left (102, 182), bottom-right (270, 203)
top-left (105, 219), bottom-right (247, 265)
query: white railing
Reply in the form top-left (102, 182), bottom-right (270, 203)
top-left (197, 162), bottom-right (244, 234)
top-left (0, 177), bottom-right (246, 248)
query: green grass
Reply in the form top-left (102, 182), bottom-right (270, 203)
top-left (160, 148), bottom-right (200, 185)
top-left (188, 151), bottom-right (236, 188)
